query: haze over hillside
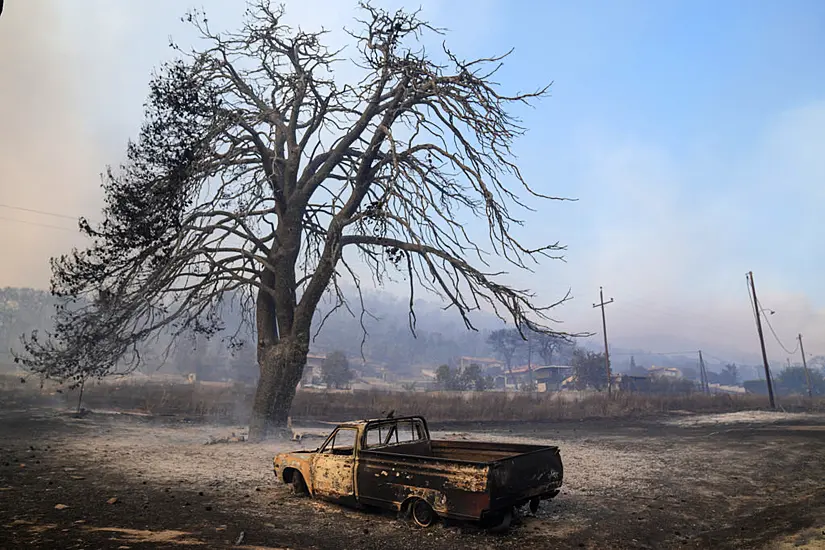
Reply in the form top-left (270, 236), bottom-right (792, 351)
top-left (5, 286), bottom-right (818, 385)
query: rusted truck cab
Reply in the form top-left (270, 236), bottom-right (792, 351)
top-left (274, 421), bottom-right (363, 505)
top-left (273, 416), bottom-right (563, 528)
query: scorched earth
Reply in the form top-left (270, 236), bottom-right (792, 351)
top-left (1, 408), bottom-right (825, 549)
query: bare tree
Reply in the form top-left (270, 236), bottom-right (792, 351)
top-left (16, 2), bottom-right (570, 440)
top-left (487, 328), bottom-right (525, 389)
top-left (529, 330), bottom-right (570, 366)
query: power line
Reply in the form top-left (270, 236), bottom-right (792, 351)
top-left (611, 299), bottom-right (822, 363)
top-left (702, 352), bottom-right (736, 365)
top-left (0, 202), bottom-right (81, 221)
top-left (756, 297), bottom-right (799, 355)
top-left (0, 215), bottom-right (78, 233)
top-left (612, 350), bottom-right (698, 356)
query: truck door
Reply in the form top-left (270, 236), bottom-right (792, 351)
top-left (311, 427), bottom-right (357, 500)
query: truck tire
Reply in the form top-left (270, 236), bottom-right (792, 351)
top-left (411, 498), bottom-right (437, 528)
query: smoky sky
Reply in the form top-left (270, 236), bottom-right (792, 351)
top-left (0, 1), bottom-right (103, 288)
top-left (0, 0), bottom-right (821, 365)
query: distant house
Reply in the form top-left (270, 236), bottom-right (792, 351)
top-left (420, 368), bottom-right (437, 381)
top-left (503, 365), bottom-right (574, 390)
top-left (349, 377), bottom-right (397, 391)
top-left (503, 365), bottom-right (532, 388)
top-left (457, 356), bottom-right (503, 371)
top-left (648, 366), bottom-right (683, 379)
top-left (534, 366), bottom-right (574, 392)
top-left (709, 383), bottom-right (747, 395)
top-left (612, 374), bottom-right (651, 393)
top-left (376, 367), bottom-right (397, 383)
top-left (299, 352), bottom-right (327, 387)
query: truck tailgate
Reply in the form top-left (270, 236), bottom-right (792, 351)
top-left (488, 445), bottom-right (563, 507)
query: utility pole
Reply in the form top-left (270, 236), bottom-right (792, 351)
top-left (698, 350), bottom-right (709, 394)
top-left (748, 271), bottom-right (775, 408)
top-left (527, 338), bottom-right (534, 388)
top-left (799, 334), bottom-right (813, 399)
top-left (593, 287), bottom-right (614, 395)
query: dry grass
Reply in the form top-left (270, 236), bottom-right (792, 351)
top-left (4, 373), bottom-right (824, 424)
top-left (290, 389), bottom-right (804, 422)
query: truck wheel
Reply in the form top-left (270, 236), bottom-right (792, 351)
top-left (289, 471), bottom-right (308, 496)
top-left (411, 499), bottom-right (437, 528)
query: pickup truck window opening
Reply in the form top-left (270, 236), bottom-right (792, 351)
top-left (320, 427), bottom-right (358, 456)
top-left (364, 419), bottom-right (426, 449)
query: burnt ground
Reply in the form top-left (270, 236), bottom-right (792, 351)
top-left (1, 407), bottom-right (824, 550)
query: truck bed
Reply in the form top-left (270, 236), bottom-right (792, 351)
top-left (357, 439), bottom-right (563, 520)
top-left (369, 439), bottom-right (554, 464)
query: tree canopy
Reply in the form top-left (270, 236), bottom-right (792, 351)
top-left (321, 350), bottom-right (352, 389)
top-left (16, 2), bottom-right (570, 439)
top-left (572, 348), bottom-right (607, 390)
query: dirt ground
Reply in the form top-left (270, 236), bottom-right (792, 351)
top-left (1, 407), bottom-right (825, 550)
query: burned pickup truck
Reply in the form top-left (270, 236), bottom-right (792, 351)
top-left (273, 415), bottom-right (563, 529)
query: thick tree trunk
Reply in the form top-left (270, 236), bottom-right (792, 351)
top-left (246, 212), bottom-right (326, 442)
top-left (248, 335), bottom-right (309, 442)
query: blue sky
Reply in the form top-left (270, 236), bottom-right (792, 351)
top-left (0, 0), bottom-right (822, 363)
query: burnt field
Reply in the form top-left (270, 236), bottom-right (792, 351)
top-left (2, 405), bottom-right (825, 549)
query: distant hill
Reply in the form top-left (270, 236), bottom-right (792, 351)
top-left (2, 286), bottom-right (775, 381)
top-left (307, 289), bottom-right (504, 372)
top-left (0, 286), bottom-right (510, 376)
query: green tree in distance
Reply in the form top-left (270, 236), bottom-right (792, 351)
top-left (720, 363), bottom-right (739, 386)
top-left (572, 348), bottom-right (607, 390)
top-left (321, 351), bottom-right (352, 390)
top-left (487, 328), bottom-right (524, 389)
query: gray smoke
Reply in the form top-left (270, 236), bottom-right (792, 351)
top-left (0, 1), bottom-right (104, 288)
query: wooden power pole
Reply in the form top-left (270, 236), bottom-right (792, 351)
top-left (527, 338), bottom-right (534, 388)
top-left (748, 271), bottom-right (775, 408)
top-left (698, 350), bottom-right (709, 394)
top-left (593, 287), bottom-right (614, 395)
top-left (799, 334), bottom-right (813, 398)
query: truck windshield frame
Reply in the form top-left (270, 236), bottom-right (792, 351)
top-left (319, 427), bottom-right (358, 456)
top-left (362, 417), bottom-right (427, 450)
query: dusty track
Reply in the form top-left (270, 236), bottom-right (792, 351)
top-left (1, 408), bottom-right (825, 549)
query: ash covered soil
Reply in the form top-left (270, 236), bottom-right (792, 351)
top-left (2, 408), bottom-right (825, 549)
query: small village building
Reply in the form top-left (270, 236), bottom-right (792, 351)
top-left (647, 366), bottom-right (683, 379)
